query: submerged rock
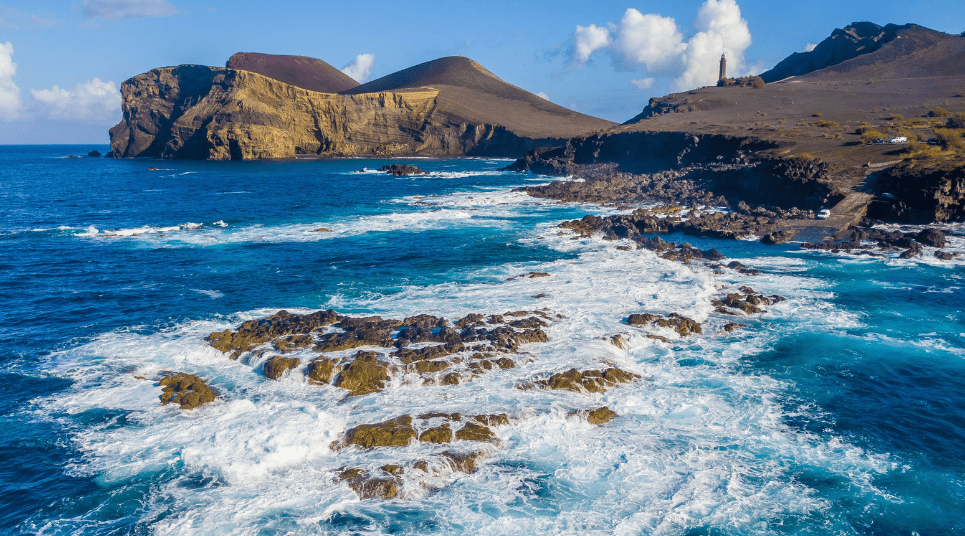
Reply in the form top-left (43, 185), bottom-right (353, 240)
top-left (627, 313), bottom-right (702, 337)
top-left (306, 357), bottom-right (337, 383)
top-left (379, 164), bottom-right (427, 176)
top-left (333, 351), bottom-right (391, 396)
top-left (534, 367), bottom-right (639, 393)
top-left (419, 424), bottom-right (453, 443)
top-left (335, 468), bottom-right (400, 500)
top-left (263, 356), bottom-right (301, 379)
top-left (158, 373), bottom-right (219, 410)
top-left (454, 422), bottom-right (495, 442)
top-left (341, 415), bottom-right (417, 449)
top-left (586, 406), bottom-right (618, 425)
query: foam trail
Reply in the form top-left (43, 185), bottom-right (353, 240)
top-left (38, 229), bottom-right (894, 534)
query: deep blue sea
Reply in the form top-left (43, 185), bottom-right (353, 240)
top-left (1, 145), bottom-right (964, 535)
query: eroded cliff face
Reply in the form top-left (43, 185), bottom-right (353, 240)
top-left (109, 66), bottom-right (558, 160)
top-left (868, 161), bottom-right (965, 223)
top-left (507, 131), bottom-right (843, 212)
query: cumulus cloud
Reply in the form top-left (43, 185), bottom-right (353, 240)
top-left (611, 9), bottom-right (685, 71)
top-left (30, 78), bottom-right (121, 122)
top-left (572, 24), bottom-right (611, 67)
top-left (0, 43), bottom-right (120, 124)
top-left (0, 42), bottom-right (21, 120)
top-left (78, 0), bottom-right (177, 20)
top-left (571, 0), bottom-right (752, 90)
top-left (803, 43), bottom-right (817, 52)
top-left (341, 54), bottom-right (375, 83)
top-left (630, 78), bottom-right (654, 90)
top-left (536, 91), bottom-right (550, 100)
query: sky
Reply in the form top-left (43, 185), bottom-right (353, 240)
top-left (0, 0), bottom-right (963, 144)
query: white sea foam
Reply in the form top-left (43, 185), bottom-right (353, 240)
top-left (38, 222), bottom-right (896, 534)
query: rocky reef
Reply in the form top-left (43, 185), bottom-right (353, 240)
top-left (206, 308), bottom-right (556, 397)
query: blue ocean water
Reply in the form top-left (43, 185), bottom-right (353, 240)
top-left (1, 145), bottom-right (963, 535)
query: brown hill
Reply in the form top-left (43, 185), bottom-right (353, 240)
top-left (226, 52), bottom-right (359, 93)
top-left (512, 23), bottom-right (965, 225)
top-left (759, 22), bottom-right (908, 83)
top-left (343, 56), bottom-right (615, 140)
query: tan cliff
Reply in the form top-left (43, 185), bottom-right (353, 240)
top-left (108, 57), bottom-right (615, 160)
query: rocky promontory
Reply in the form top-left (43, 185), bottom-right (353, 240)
top-left (108, 55), bottom-right (614, 160)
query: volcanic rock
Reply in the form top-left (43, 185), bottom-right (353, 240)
top-left (158, 372), bottom-right (218, 410)
top-left (110, 56), bottom-right (613, 160)
top-left (534, 367), bottom-right (639, 393)
top-left (263, 356), bottom-right (301, 379)
top-left (332, 351), bottom-right (390, 396)
top-left (341, 415), bottom-right (417, 449)
top-left (586, 406), bottom-right (618, 425)
top-left (378, 164), bottom-right (427, 176)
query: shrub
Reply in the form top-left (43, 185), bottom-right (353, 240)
top-left (815, 120), bottom-right (840, 128)
top-left (812, 113), bottom-right (823, 117)
top-left (887, 114), bottom-right (905, 122)
top-left (934, 128), bottom-right (965, 150)
top-left (860, 129), bottom-right (886, 144)
top-left (945, 113), bottom-right (965, 129)
top-left (929, 107), bottom-right (950, 117)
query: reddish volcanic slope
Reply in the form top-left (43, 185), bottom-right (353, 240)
top-left (226, 52), bottom-right (359, 93)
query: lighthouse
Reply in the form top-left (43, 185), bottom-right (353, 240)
top-left (719, 53), bottom-right (727, 81)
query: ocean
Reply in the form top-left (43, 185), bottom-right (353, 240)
top-left (1, 145), bottom-right (963, 535)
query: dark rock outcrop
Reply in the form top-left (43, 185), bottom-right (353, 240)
top-left (378, 164), bottom-right (427, 176)
top-left (158, 372), bottom-right (219, 410)
top-left (263, 356), bottom-right (300, 379)
top-left (868, 161), bottom-right (965, 223)
top-left (533, 368), bottom-right (639, 393)
top-left (340, 415), bottom-right (417, 449)
top-left (586, 406), bottom-right (618, 425)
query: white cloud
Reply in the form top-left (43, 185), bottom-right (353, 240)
top-left (630, 78), bottom-right (654, 90)
top-left (677, 0), bottom-right (752, 89)
top-left (611, 9), bottom-right (685, 71)
top-left (0, 7), bottom-right (63, 29)
top-left (78, 0), bottom-right (177, 20)
top-left (341, 53), bottom-right (375, 83)
top-left (536, 91), bottom-right (550, 100)
top-left (570, 0), bottom-right (752, 90)
top-left (0, 42), bottom-right (21, 120)
top-left (803, 43), bottom-right (817, 52)
top-left (30, 78), bottom-right (120, 123)
top-left (572, 24), bottom-right (611, 67)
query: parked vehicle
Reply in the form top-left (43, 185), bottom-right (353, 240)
top-left (888, 136), bottom-right (908, 144)
top-left (927, 138), bottom-right (940, 145)
top-left (873, 138), bottom-right (885, 144)
top-left (817, 209), bottom-right (831, 220)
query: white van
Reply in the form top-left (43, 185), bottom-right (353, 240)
top-left (889, 136), bottom-right (908, 144)
top-left (817, 209), bottom-right (831, 219)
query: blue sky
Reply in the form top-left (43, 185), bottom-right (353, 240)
top-left (1, 0), bottom-right (963, 144)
